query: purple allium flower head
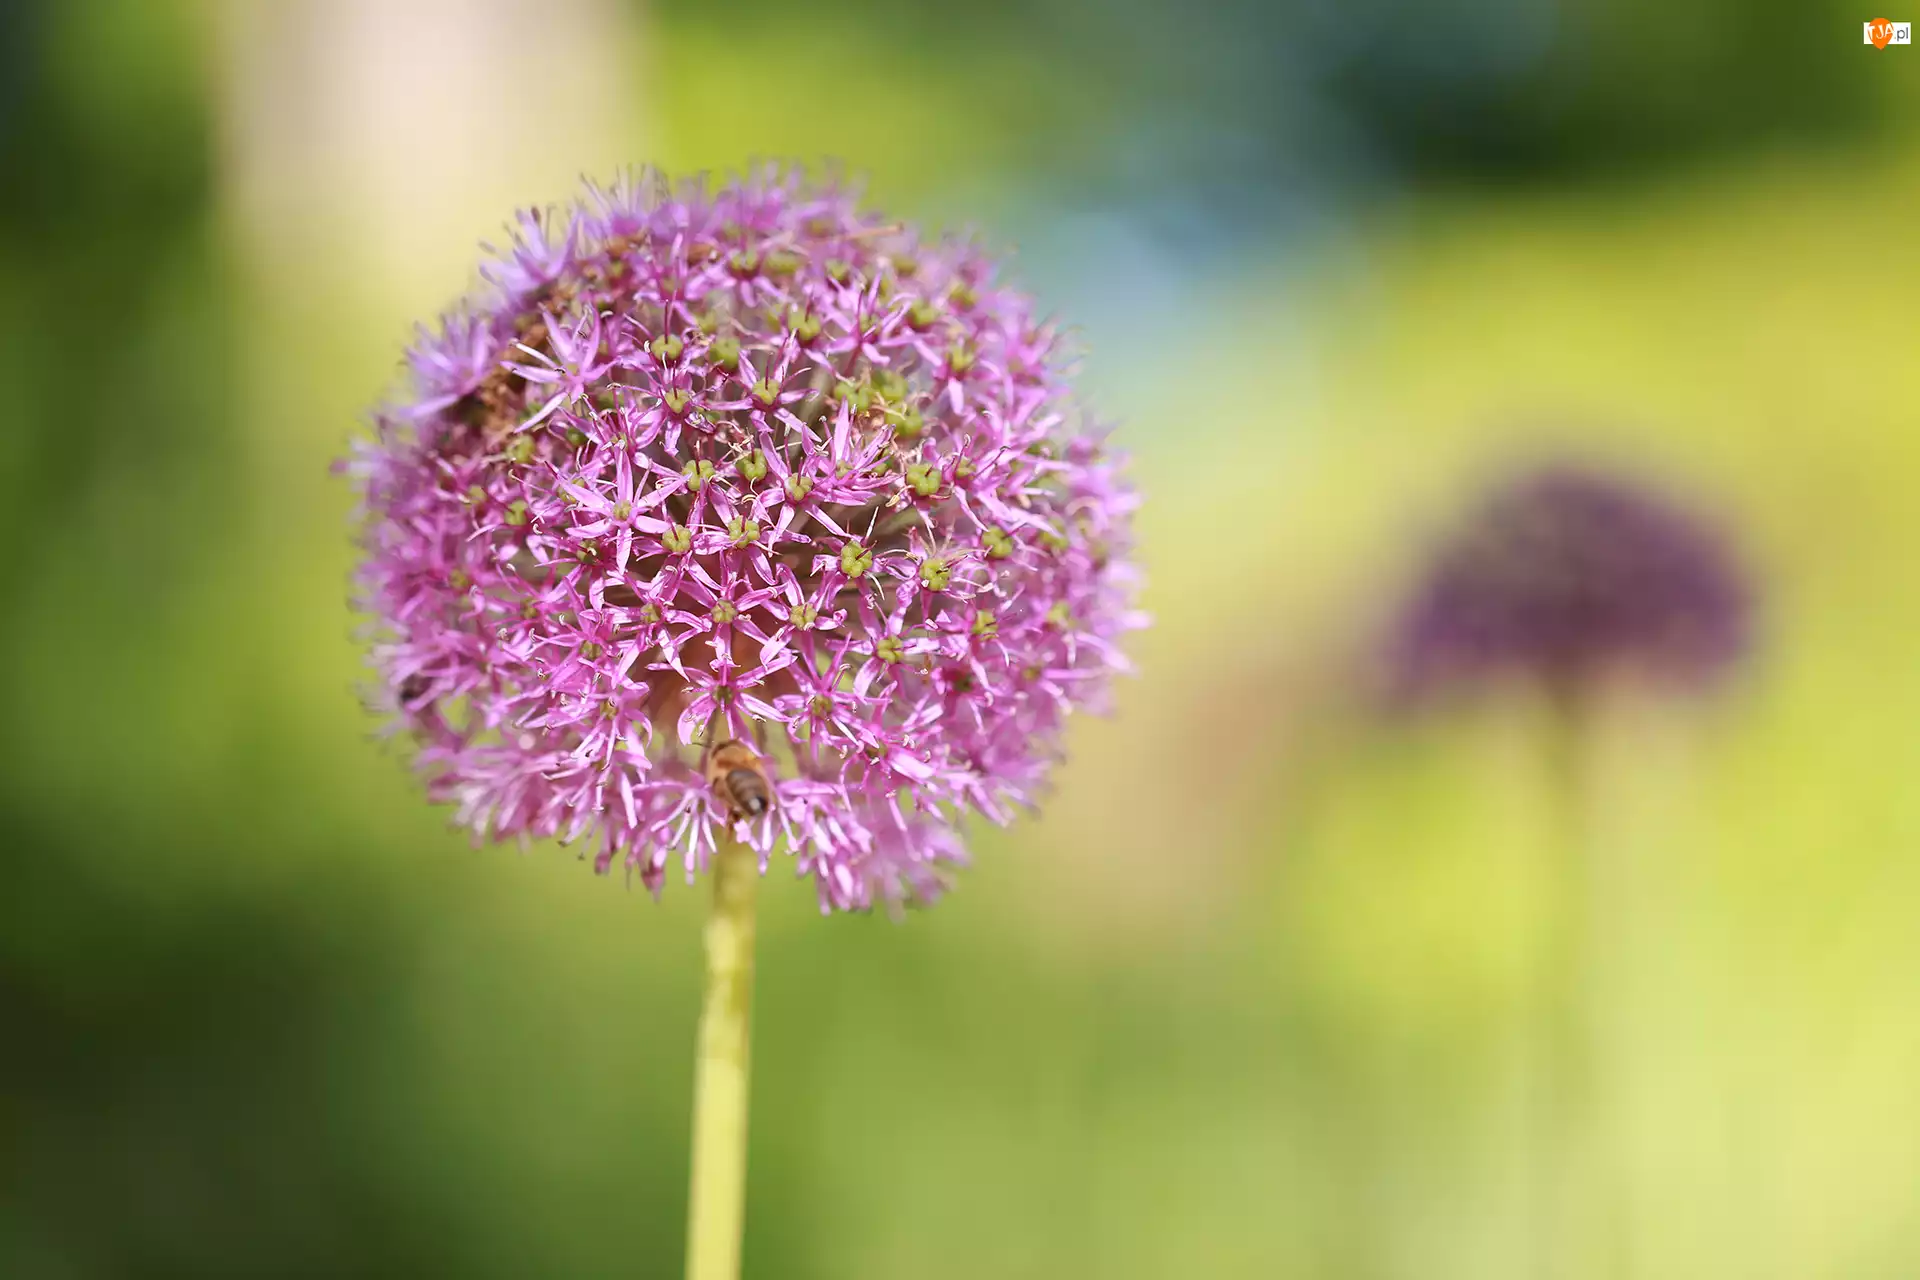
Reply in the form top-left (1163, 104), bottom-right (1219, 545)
top-left (343, 168), bottom-right (1145, 912)
top-left (1386, 463), bottom-right (1750, 702)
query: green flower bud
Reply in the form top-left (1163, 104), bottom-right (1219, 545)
top-left (710, 600), bottom-right (738, 625)
top-left (662, 524), bottom-right (693, 554)
top-left (649, 333), bottom-right (684, 363)
top-left (708, 336), bottom-right (740, 371)
top-left (833, 379), bottom-right (873, 413)
top-left (785, 473), bottom-right (814, 502)
top-left (982, 526), bottom-right (1014, 559)
top-left (887, 405), bottom-right (926, 440)
top-left (905, 461), bottom-right (942, 497)
top-left (788, 308), bottom-right (822, 343)
top-left (919, 557), bottom-right (952, 591)
top-left (840, 541), bottom-right (873, 578)
top-left (739, 450), bottom-right (768, 483)
top-left (682, 458), bottom-right (716, 490)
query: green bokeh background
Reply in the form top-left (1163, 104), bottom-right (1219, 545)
top-left (4, 1), bottom-right (1918, 1276)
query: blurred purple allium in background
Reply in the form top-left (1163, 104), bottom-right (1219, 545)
top-left (1386, 463), bottom-right (1750, 702)
top-left (342, 167), bottom-right (1144, 911)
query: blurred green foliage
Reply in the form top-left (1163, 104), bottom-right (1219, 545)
top-left (5, 1), bottom-right (1920, 1277)
top-left (655, 0), bottom-right (1907, 198)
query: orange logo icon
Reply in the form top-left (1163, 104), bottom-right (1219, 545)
top-left (1858, 17), bottom-right (1904, 46)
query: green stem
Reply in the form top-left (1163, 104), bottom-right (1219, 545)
top-left (1536, 698), bottom-right (1589, 1279)
top-left (1534, 684), bottom-right (1624, 1280)
top-left (686, 839), bottom-right (760, 1280)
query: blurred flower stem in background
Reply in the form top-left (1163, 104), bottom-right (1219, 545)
top-left (1537, 684), bottom-right (1624, 1280)
top-left (1532, 680), bottom-right (1707, 1280)
top-left (687, 839), bottom-right (760, 1280)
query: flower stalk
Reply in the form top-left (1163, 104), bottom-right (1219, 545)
top-left (340, 167), bottom-right (1144, 1278)
top-left (686, 838), bottom-right (760, 1280)
top-left (1534, 687), bottom-right (1629, 1280)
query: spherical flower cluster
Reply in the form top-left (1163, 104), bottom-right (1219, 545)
top-left (1386, 463), bottom-right (1749, 701)
top-left (344, 168), bottom-right (1143, 911)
